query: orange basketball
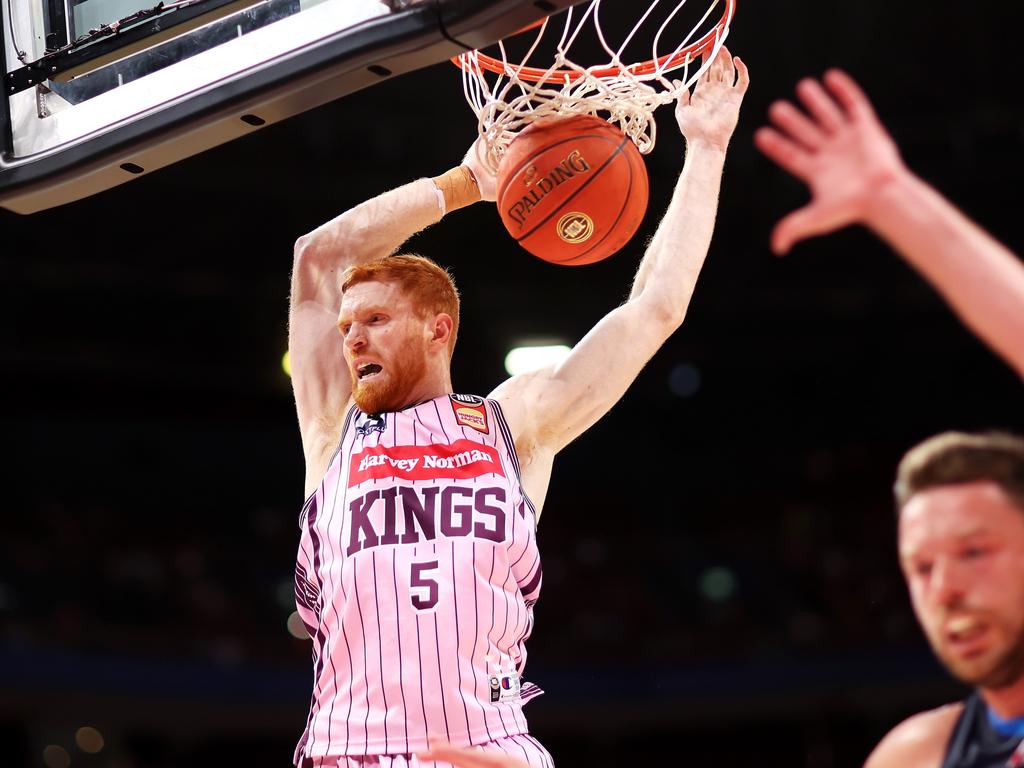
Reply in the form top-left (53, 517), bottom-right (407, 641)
top-left (496, 114), bottom-right (649, 266)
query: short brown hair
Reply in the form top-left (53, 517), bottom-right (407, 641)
top-left (894, 431), bottom-right (1024, 513)
top-left (341, 254), bottom-right (460, 355)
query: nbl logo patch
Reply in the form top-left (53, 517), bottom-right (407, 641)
top-left (450, 394), bottom-right (489, 434)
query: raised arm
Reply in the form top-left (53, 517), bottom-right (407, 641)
top-left (492, 49), bottom-right (749, 457)
top-left (290, 150), bottom-right (492, 492)
top-left (755, 69), bottom-right (1024, 378)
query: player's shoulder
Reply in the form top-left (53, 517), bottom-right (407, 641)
top-left (864, 702), bottom-right (964, 768)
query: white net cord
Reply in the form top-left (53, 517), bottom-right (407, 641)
top-left (458, 0), bottom-right (732, 173)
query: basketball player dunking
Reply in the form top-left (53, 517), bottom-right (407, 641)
top-left (868, 432), bottom-right (1024, 768)
top-left (287, 49), bottom-right (748, 768)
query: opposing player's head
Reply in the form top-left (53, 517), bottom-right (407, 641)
top-left (338, 254), bottom-right (460, 414)
top-left (895, 431), bottom-right (1024, 690)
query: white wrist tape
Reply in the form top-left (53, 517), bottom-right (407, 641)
top-left (431, 180), bottom-right (446, 217)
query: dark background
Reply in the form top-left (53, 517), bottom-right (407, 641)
top-left (2, 1), bottom-right (1023, 766)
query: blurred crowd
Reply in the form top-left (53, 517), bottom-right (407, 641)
top-left (1, 458), bottom-right (921, 675)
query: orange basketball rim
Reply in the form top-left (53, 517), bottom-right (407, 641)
top-left (452, 0), bottom-right (737, 84)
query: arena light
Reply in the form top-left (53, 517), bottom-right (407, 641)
top-left (42, 745), bottom-right (70, 768)
top-left (75, 726), bottom-right (104, 754)
top-left (668, 362), bottom-right (702, 398)
top-left (504, 344), bottom-right (571, 376)
top-left (277, 580), bottom-right (296, 610)
top-left (699, 566), bottom-right (738, 603)
top-left (287, 611), bottom-right (308, 640)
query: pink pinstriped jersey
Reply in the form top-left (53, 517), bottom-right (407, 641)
top-left (293, 394), bottom-right (543, 762)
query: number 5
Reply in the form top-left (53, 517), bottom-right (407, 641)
top-left (410, 560), bottom-right (439, 610)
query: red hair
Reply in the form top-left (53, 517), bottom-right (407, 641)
top-left (340, 254), bottom-right (460, 354)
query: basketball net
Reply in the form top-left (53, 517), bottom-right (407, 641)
top-left (454, 0), bottom-right (736, 173)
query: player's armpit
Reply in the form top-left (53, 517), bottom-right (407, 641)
top-left (288, 296), bottom-right (351, 487)
top-left (863, 704), bottom-right (962, 768)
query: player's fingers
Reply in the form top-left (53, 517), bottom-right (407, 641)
top-left (753, 126), bottom-right (813, 179)
top-left (795, 77), bottom-right (845, 133)
top-left (698, 54), bottom-right (713, 83)
top-left (419, 746), bottom-right (526, 768)
top-left (419, 744), bottom-right (487, 764)
top-left (673, 79), bottom-right (690, 107)
top-left (715, 45), bottom-right (734, 81)
top-left (418, 746), bottom-right (484, 767)
top-left (771, 203), bottom-right (838, 255)
top-left (676, 88), bottom-right (691, 110)
top-left (768, 100), bottom-right (825, 150)
top-left (823, 68), bottom-right (877, 121)
top-left (734, 56), bottom-right (750, 92)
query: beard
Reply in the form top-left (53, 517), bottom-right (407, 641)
top-left (934, 619), bottom-right (1024, 690)
top-left (350, 342), bottom-right (429, 415)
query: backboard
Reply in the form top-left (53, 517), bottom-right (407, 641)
top-left (1, 0), bottom-right (584, 214)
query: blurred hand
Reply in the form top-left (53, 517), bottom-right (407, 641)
top-left (675, 46), bottom-right (750, 153)
top-left (754, 69), bottom-right (908, 255)
top-left (462, 137), bottom-right (497, 203)
top-left (418, 742), bottom-right (530, 768)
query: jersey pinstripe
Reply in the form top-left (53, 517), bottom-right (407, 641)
top-left (293, 395), bottom-right (543, 761)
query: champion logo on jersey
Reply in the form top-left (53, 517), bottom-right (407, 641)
top-left (450, 394), bottom-right (489, 433)
top-left (355, 413), bottom-right (386, 436)
top-left (348, 439), bottom-right (505, 486)
top-left (489, 671), bottom-right (521, 703)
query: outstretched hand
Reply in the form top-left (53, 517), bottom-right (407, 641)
top-left (462, 137), bottom-right (497, 203)
top-left (675, 46), bottom-right (750, 152)
top-left (417, 742), bottom-right (530, 768)
top-left (754, 69), bottom-right (908, 254)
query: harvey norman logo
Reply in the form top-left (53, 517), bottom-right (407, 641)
top-left (349, 439), bottom-right (505, 487)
